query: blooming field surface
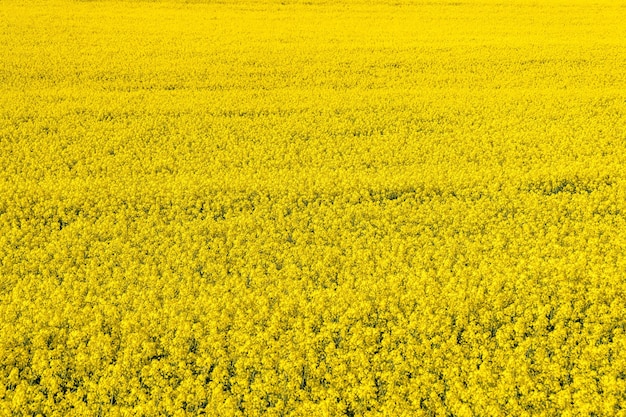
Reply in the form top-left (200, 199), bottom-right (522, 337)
top-left (1, 0), bottom-right (626, 415)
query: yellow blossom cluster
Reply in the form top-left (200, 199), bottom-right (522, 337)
top-left (1, 0), bottom-right (626, 415)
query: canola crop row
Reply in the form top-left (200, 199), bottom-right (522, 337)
top-left (1, 0), bottom-right (626, 415)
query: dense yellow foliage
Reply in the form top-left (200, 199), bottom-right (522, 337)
top-left (1, 0), bottom-right (626, 415)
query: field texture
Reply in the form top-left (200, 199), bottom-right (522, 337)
top-left (1, 0), bottom-right (626, 415)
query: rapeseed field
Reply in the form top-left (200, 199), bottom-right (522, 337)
top-left (1, 0), bottom-right (626, 415)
